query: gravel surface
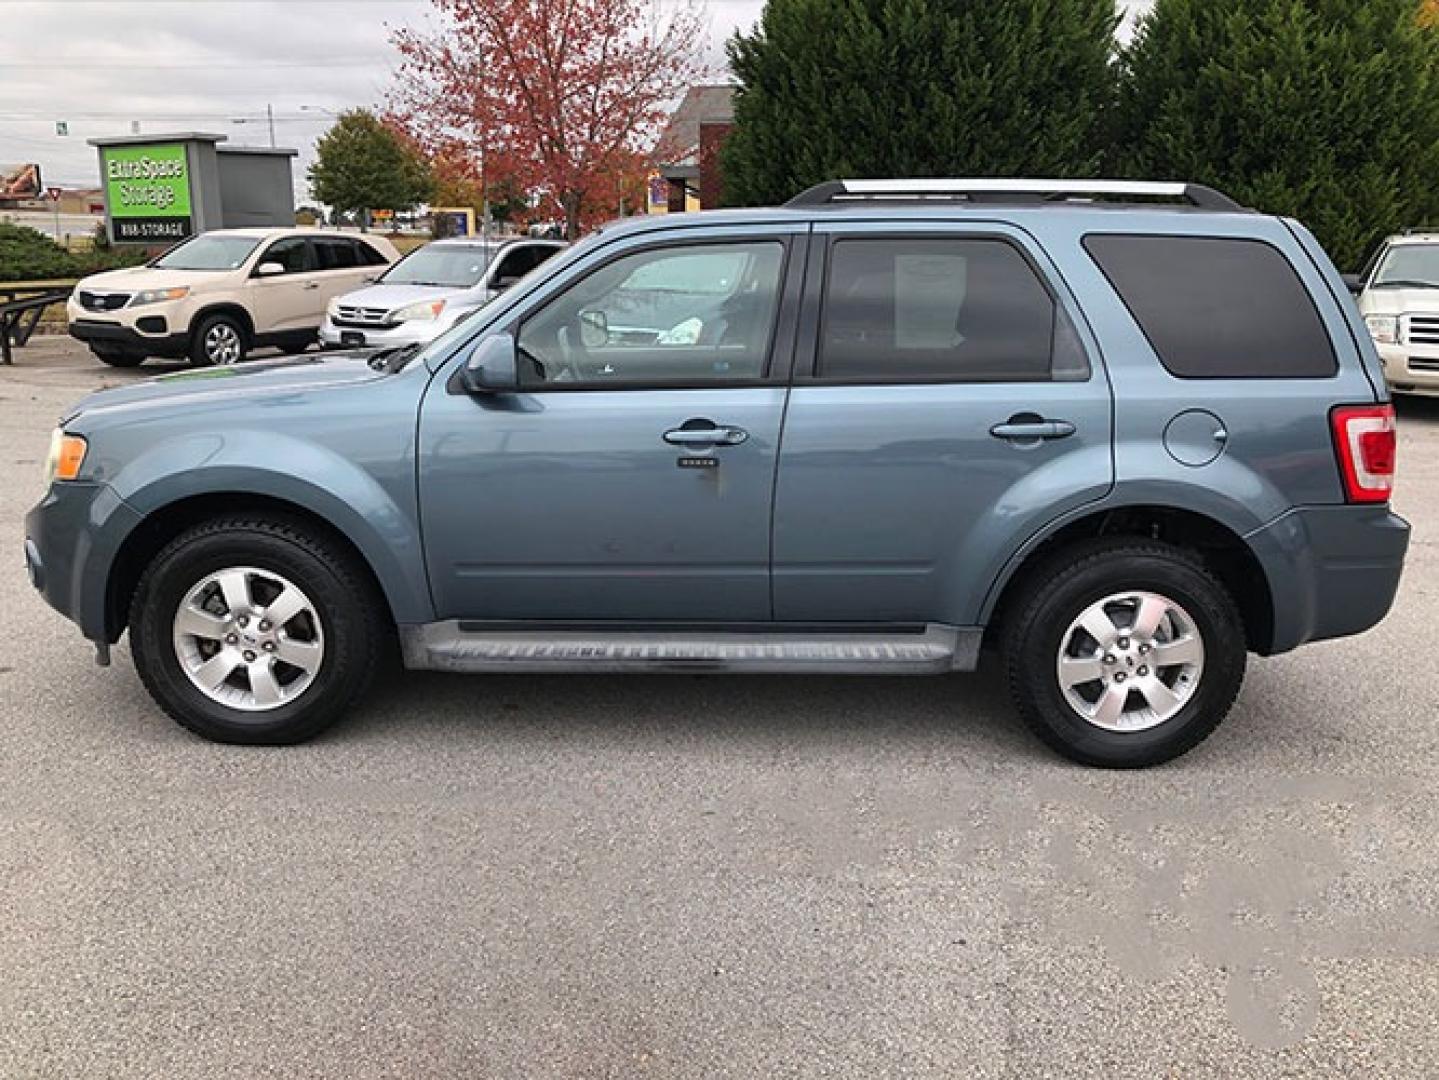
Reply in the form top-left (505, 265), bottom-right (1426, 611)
top-left (2, 338), bottom-right (1437, 1078)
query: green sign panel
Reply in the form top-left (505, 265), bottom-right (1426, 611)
top-left (102, 143), bottom-right (193, 242)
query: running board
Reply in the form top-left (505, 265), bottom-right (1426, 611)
top-left (401, 622), bottom-right (982, 675)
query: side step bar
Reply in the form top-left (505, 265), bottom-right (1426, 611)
top-left (401, 622), bottom-right (982, 675)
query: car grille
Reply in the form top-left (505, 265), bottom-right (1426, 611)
top-left (1410, 357), bottom-right (1439, 373)
top-left (1408, 314), bottom-right (1439, 346)
top-left (332, 305), bottom-right (393, 328)
top-left (78, 290), bottom-right (130, 312)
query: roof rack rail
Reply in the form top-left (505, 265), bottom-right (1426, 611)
top-left (1402, 226), bottom-right (1439, 235)
top-left (784, 179), bottom-right (1247, 212)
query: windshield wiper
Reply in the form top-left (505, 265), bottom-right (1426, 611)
top-left (366, 342), bottom-right (425, 373)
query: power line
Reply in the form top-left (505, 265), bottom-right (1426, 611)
top-left (0, 58), bottom-right (392, 69)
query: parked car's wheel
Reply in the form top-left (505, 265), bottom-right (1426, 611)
top-left (89, 344), bottom-right (147, 368)
top-left (189, 312), bottom-right (248, 366)
top-left (129, 515), bottom-right (386, 744)
top-left (1002, 539), bottom-right (1246, 769)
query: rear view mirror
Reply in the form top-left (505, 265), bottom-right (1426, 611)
top-left (460, 333), bottom-right (519, 394)
top-left (578, 309), bottom-right (609, 349)
top-left (1342, 273), bottom-right (1365, 295)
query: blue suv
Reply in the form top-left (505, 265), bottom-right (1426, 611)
top-left (25, 180), bottom-right (1410, 767)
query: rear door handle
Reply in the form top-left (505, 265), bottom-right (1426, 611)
top-left (664, 423), bottom-right (749, 447)
top-left (990, 418), bottom-right (1077, 442)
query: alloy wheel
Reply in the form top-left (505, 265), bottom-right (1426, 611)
top-left (1055, 590), bottom-right (1206, 732)
top-left (171, 566), bottom-right (325, 712)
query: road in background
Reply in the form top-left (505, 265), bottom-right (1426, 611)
top-left (2, 338), bottom-right (1437, 1078)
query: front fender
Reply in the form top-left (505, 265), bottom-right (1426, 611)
top-left (103, 429), bottom-right (433, 626)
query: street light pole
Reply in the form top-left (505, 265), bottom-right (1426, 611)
top-left (267, 104), bottom-right (276, 149)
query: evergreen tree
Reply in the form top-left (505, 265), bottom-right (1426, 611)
top-left (1116, 0), bottom-right (1439, 269)
top-left (722, 0), bottom-right (1120, 207)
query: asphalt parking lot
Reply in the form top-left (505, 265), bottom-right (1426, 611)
top-left (2, 336), bottom-right (1438, 1079)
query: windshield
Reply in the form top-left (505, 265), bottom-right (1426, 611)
top-left (152, 234), bottom-right (261, 271)
top-left (382, 243), bottom-right (496, 287)
top-left (1373, 244), bottom-right (1439, 289)
top-left (411, 235), bottom-right (594, 368)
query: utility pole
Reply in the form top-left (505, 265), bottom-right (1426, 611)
top-left (267, 104), bottom-right (276, 149)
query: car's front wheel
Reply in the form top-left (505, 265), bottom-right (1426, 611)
top-left (1002, 539), bottom-right (1246, 768)
top-left (189, 312), bottom-right (248, 366)
top-left (129, 515), bottom-right (386, 744)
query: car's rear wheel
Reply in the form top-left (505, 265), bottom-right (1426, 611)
top-left (1003, 539), bottom-right (1246, 768)
top-left (90, 343), bottom-right (147, 368)
top-left (189, 312), bottom-right (248, 366)
top-left (129, 515), bottom-right (385, 744)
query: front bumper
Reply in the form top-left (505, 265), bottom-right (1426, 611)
top-left (1247, 504), bottom-right (1411, 655)
top-left (25, 481), bottom-right (143, 643)
top-left (1377, 343), bottom-right (1439, 397)
top-left (69, 318), bottom-right (189, 359)
top-left (319, 318), bottom-right (442, 350)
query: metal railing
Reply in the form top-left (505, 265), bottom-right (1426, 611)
top-left (0, 280), bottom-right (76, 365)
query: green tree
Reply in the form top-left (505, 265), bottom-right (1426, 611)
top-left (1116, 0), bottom-right (1439, 269)
top-left (308, 109), bottom-right (433, 227)
top-left (722, 0), bottom-right (1119, 207)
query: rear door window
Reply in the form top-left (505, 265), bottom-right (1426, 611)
top-left (1084, 234), bottom-right (1337, 379)
top-left (818, 238), bottom-right (1087, 382)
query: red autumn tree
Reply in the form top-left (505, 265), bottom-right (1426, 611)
top-left (390, 0), bottom-right (707, 240)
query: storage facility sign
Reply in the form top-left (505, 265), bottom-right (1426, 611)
top-left (101, 143), bottom-right (194, 242)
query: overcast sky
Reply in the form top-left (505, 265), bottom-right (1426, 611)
top-left (2, 0), bottom-right (1153, 190)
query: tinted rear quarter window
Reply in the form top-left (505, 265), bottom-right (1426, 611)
top-left (1084, 235), bottom-right (1336, 379)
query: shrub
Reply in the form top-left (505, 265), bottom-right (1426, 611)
top-left (1115, 0), bottom-right (1439, 269)
top-left (0, 222), bottom-right (147, 282)
top-left (721, 0), bottom-right (1120, 206)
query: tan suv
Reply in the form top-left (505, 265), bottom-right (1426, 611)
top-left (68, 228), bottom-right (398, 367)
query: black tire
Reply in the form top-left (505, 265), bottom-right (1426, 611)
top-left (1002, 539), bottom-right (1246, 769)
top-left (90, 344), bottom-right (146, 368)
top-left (189, 312), bottom-right (248, 367)
top-left (129, 515), bottom-right (386, 745)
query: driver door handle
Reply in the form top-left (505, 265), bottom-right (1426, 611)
top-left (663, 423), bottom-right (749, 447)
top-left (302, 280), bottom-right (321, 290)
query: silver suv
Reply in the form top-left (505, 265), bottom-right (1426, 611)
top-left (319, 237), bottom-right (565, 350)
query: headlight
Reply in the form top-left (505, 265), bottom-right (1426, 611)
top-left (44, 429), bottom-right (88, 485)
top-left (326, 298), bottom-right (341, 319)
top-left (1365, 314), bottom-right (1400, 345)
top-left (129, 287), bottom-right (190, 307)
top-left (391, 299), bottom-right (446, 322)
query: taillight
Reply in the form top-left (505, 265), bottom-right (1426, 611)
top-left (1331, 404), bottom-right (1397, 504)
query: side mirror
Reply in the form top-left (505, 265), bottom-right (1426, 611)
top-left (460, 333), bottom-right (519, 394)
top-left (1342, 273), bottom-right (1366, 295)
top-left (255, 261), bottom-right (286, 278)
top-left (578, 309), bottom-right (609, 349)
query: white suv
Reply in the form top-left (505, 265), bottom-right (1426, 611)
top-left (319, 237), bottom-right (565, 351)
top-left (1354, 230), bottom-right (1439, 397)
top-left (68, 228), bottom-right (399, 368)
